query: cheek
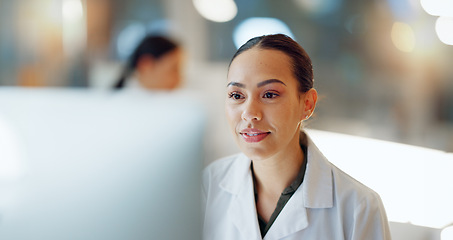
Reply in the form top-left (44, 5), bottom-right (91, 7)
top-left (225, 104), bottom-right (241, 128)
top-left (270, 102), bottom-right (302, 127)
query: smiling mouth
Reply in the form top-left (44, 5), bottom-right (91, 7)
top-left (240, 132), bottom-right (270, 143)
top-left (244, 133), bottom-right (262, 136)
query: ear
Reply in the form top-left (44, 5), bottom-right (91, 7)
top-left (301, 88), bottom-right (318, 121)
top-left (136, 55), bottom-right (156, 73)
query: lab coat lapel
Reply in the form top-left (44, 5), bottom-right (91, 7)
top-left (303, 133), bottom-right (334, 208)
top-left (221, 154), bottom-right (261, 240)
top-left (264, 132), bottom-right (334, 239)
top-left (264, 186), bottom-right (308, 240)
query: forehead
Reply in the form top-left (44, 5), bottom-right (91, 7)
top-left (228, 48), bottom-right (296, 86)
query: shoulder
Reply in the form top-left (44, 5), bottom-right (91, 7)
top-left (329, 163), bottom-right (391, 238)
top-left (304, 130), bottom-right (383, 205)
top-left (303, 130), bottom-right (385, 210)
top-left (329, 162), bottom-right (383, 210)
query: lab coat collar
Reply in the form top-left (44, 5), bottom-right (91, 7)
top-left (219, 153), bottom-right (251, 195)
top-left (265, 132), bottom-right (333, 239)
top-left (220, 154), bottom-right (262, 239)
top-left (264, 183), bottom-right (308, 239)
top-left (217, 131), bottom-right (333, 239)
top-left (302, 131), bottom-right (334, 208)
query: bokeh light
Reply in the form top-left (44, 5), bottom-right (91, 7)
top-left (193, 0), bottom-right (237, 23)
top-left (391, 22), bottom-right (416, 52)
top-left (420, 0), bottom-right (453, 17)
top-left (233, 17), bottom-right (294, 49)
top-left (435, 17), bottom-right (453, 45)
top-left (344, 14), bottom-right (367, 35)
top-left (293, 0), bottom-right (342, 16)
top-left (386, 0), bottom-right (420, 21)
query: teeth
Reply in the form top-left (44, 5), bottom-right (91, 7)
top-left (246, 133), bottom-right (259, 136)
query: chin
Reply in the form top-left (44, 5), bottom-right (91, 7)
top-left (239, 145), bottom-right (274, 161)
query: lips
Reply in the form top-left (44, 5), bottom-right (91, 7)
top-left (240, 128), bottom-right (270, 143)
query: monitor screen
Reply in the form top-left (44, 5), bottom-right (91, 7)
top-left (0, 88), bottom-right (205, 240)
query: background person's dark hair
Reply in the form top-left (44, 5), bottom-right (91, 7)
top-left (229, 34), bottom-right (314, 93)
top-left (113, 35), bottom-right (178, 89)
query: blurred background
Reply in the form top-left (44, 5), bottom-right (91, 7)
top-left (1, 0), bottom-right (452, 156)
top-left (1, 0), bottom-right (453, 239)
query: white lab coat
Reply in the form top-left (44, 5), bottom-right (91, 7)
top-left (202, 132), bottom-right (391, 240)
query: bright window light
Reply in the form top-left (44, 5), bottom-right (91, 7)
top-left (435, 17), bottom-right (453, 45)
top-left (193, 0), bottom-right (237, 23)
top-left (233, 17), bottom-right (295, 49)
top-left (442, 226), bottom-right (453, 240)
top-left (420, 0), bottom-right (453, 17)
top-left (306, 129), bottom-right (453, 229)
top-left (62, 0), bottom-right (84, 22)
top-left (391, 22), bottom-right (416, 52)
top-left (62, 0), bottom-right (86, 58)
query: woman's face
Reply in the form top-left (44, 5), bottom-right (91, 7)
top-left (226, 48), bottom-right (314, 161)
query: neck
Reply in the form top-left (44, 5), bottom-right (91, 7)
top-left (252, 135), bottom-right (304, 196)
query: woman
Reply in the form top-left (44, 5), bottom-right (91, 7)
top-left (202, 34), bottom-right (391, 239)
top-left (113, 35), bottom-right (182, 90)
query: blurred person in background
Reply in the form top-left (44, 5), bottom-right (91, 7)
top-left (113, 35), bottom-right (183, 90)
top-left (202, 34), bottom-right (391, 239)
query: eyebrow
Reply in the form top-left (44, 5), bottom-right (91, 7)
top-left (226, 82), bottom-right (245, 88)
top-left (257, 79), bottom-right (286, 88)
top-left (226, 79), bottom-right (287, 88)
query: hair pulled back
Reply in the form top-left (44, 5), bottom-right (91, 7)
top-left (113, 35), bottom-right (178, 89)
top-left (230, 34), bottom-right (313, 93)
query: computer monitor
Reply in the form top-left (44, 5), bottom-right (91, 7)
top-left (0, 88), bottom-right (205, 240)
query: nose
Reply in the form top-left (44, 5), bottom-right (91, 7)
top-left (241, 99), bottom-right (262, 121)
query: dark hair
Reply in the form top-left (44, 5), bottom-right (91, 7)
top-left (113, 35), bottom-right (179, 89)
top-left (230, 34), bottom-right (314, 93)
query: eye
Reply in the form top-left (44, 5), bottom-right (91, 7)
top-left (228, 92), bottom-right (244, 100)
top-left (263, 91), bottom-right (279, 98)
